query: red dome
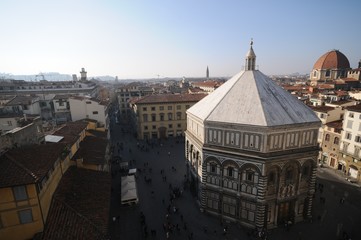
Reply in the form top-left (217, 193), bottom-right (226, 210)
top-left (313, 50), bottom-right (350, 70)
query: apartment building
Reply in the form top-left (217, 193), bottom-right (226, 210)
top-left (129, 93), bottom-right (206, 140)
top-left (339, 104), bottom-right (361, 182)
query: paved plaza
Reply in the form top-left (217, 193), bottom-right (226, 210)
top-left (108, 118), bottom-right (361, 240)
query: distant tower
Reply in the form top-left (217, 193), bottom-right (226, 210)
top-left (72, 74), bottom-right (78, 81)
top-left (245, 39), bottom-right (256, 71)
top-left (358, 59), bottom-right (361, 69)
top-left (80, 68), bottom-right (87, 81)
top-left (206, 66), bottom-right (209, 80)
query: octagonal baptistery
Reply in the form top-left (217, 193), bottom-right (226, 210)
top-left (185, 42), bottom-right (321, 230)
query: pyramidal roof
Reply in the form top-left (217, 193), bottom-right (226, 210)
top-left (187, 43), bottom-right (320, 127)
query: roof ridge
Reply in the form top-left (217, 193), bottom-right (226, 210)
top-left (5, 153), bottom-right (39, 182)
top-left (250, 71), bottom-right (268, 125)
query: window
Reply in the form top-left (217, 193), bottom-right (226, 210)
top-left (92, 111), bottom-right (98, 114)
top-left (355, 147), bottom-right (360, 157)
top-left (168, 113), bottom-right (173, 120)
top-left (346, 132), bottom-right (352, 140)
top-left (151, 107), bottom-right (155, 111)
top-left (59, 101), bottom-right (64, 106)
top-left (168, 124), bottom-right (173, 128)
top-left (325, 134), bottom-right (330, 141)
top-left (210, 164), bottom-right (216, 173)
top-left (285, 168), bottom-right (293, 184)
top-left (246, 171), bottom-right (254, 182)
top-left (347, 120), bottom-right (353, 129)
top-left (268, 172), bottom-right (275, 184)
top-left (168, 106), bottom-right (172, 110)
top-left (349, 113), bottom-right (354, 118)
top-left (159, 106), bottom-right (164, 110)
top-left (176, 112), bottom-right (181, 120)
top-left (186, 105), bottom-right (190, 109)
top-left (177, 105), bottom-right (181, 110)
top-left (325, 70), bottom-right (331, 77)
top-left (144, 126), bottom-right (148, 130)
top-left (143, 114), bottom-right (148, 122)
top-left (177, 123), bottom-right (181, 128)
top-left (313, 71), bottom-right (317, 77)
top-left (151, 114), bottom-right (156, 122)
top-left (7, 121), bottom-right (12, 126)
top-left (356, 136), bottom-right (361, 143)
top-left (334, 137), bottom-right (339, 145)
top-left (143, 107), bottom-right (147, 111)
top-left (18, 209), bottom-right (33, 224)
top-left (152, 125), bottom-right (156, 130)
top-left (320, 113), bottom-right (325, 119)
top-left (13, 186), bottom-right (28, 201)
top-left (160, 114), bottom-right (164, 121)
top-left (227, 167), bottom-right (234, 177)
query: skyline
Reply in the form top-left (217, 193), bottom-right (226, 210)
top-left (1, 0), bottom-right (361, 79)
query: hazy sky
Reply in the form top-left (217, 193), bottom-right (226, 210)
top-left (1, 0), bottom-right (360, 79)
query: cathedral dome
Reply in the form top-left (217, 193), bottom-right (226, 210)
top-left (313, 50), bottom-right (350, 70)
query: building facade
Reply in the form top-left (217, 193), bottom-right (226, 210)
top-left (129, 94), bottom-right (206, 140)
top-left (185, 42), bottom-right (321, 230)
top-left (69, 96), bottom-right (109, 129)
top-left (339, 104), bottom-right (361, 182)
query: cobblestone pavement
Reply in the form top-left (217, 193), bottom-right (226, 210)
top-left (108, 118), bottom-right (361, 240)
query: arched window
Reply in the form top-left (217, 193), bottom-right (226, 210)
top-left (268, 171), bottom-right (275, 184)
top-left (325, 70), bottom-right (331, 77)
top-left (334, 137), bottom-right (339, 145)
top-left (325, 134), bottom-right (330, 141)
top-left (285, 167), bottom-right (294, 184)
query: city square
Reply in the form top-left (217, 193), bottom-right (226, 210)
top-left (109, 118), bottom-right (361, 240)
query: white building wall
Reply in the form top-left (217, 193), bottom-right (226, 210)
top-left (69, 98), bottom-right (87, 121)
top-left (69, 98), bottom-right (107, 127)
top-left (341, 110), bottom-right (361, 158)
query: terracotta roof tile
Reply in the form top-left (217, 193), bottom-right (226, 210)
top-left (309, 106), bottom-right (335, 113)
top-left (0, 143), bottom-right (66, 188)
top-left (72, 136), bottom-right (108, 165)
top-left (42, 167), bottom-right (110, 240)
top-left (313, 50), bottom-right (350, 69)
top-left (346, 104), bottom-right (361, 113)
top-left (52, 122), bottom-right (88, 145)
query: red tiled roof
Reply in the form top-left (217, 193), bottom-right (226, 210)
top-left (133, 93), bottom-right (207, 104)
top-left (309, 106), bottom-right (335, 113)
top-left (325, 120), bottom-right (343, 129)
top-left (0, 143), bottom-right (66, 188)
top-left (313, 50), bottom-right (350, 69)
top-left (52, 122), bottom-right (88, 145)
top-left (42, 167), bottom-right (110, 240)
top-left (72, 136), bottom-right (108, 165)
top-left (346, 104), bottom-right (361, 113)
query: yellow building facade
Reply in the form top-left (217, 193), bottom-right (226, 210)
top-left (129, 94), bottom-right (206, 140)
top-left (0, 122), bottom-right (89, 239)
